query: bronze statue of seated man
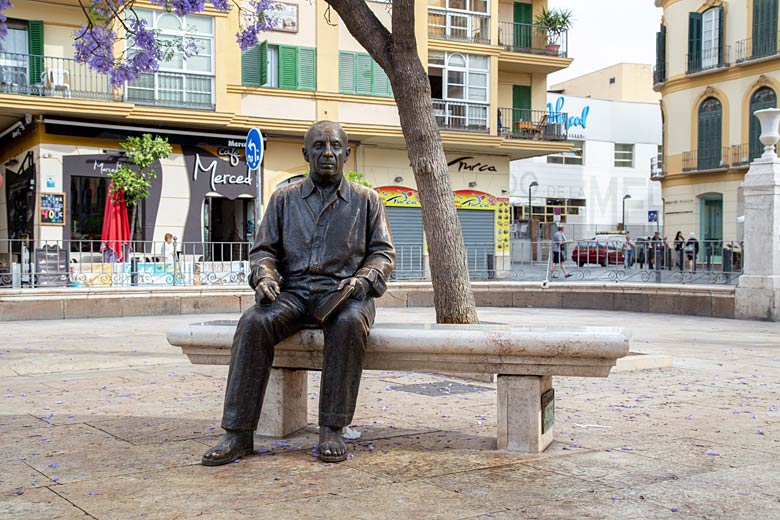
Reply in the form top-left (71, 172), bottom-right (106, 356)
top-left (202, 121), bottom-right (395, 465)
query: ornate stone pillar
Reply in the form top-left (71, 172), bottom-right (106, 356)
top-left (735, 108), bottom-right (780, 321)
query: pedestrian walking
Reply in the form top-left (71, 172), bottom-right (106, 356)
top-left (673, 231), bottom-right (685, 271)
top-left (636, 237), bottom-right (647, 269)
top-left (649, 231), bottom-right (663, 270)
top-left (685, 233), bottom-right (700, 272)
top-left (622, 233), bottom-right (635, 268)
top-left (550, 224), bottom-right (572, 279)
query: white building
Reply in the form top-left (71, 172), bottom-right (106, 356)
top-left (510, 93), bottom-right (664, 238)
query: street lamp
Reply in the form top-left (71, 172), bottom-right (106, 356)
top-left (622, 194), bottom-right (632, 231)
top-left (528, 181), bottom-right (538, 222)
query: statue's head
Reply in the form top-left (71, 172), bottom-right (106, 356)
top-left (302, 121), bottom-right (350, 184)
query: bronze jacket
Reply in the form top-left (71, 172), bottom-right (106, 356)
top-left (249, 176), bottom-right (396, 297)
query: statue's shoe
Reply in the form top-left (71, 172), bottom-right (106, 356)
top-left (202, 431), bottom-right (254, 466)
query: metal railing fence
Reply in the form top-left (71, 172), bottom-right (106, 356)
top-left (0, 52), bottom-right (115, 100)
top-left (0, 238), bottom-right (742, 289)
top-left (686, 46), bottom-right (730, 74)
top-left (428, 8), bottom-right (490, 45)
top-left (509, 238), bottom-right (743, 285)
top-left (432, 99), bottom-right (489, 132)
top-left (497, 108), bottom-right (567, 141)
top-left (735, 32), bottom-right (780, 63)
top-left (682, 147), bottom-right (730, 172)
top-left (497, 21), bottom-right (568, 57)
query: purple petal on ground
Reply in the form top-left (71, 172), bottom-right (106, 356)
top-left (706, 449), bottom-right (717, 456)
top-left (88, 491), bottom-right (97, 496)
top-left (758, 429), bottom-right (765, 435)
top-left (346, 453), bottom-right (354, 460)
top-left (671, 506), bottom-right (679, 512)
top-left (48, 462), bottom-right (58, 468)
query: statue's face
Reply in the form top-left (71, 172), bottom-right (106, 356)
top-left (303, 123), bottom-right (350, 180)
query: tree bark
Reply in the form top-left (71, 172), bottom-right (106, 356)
top-left (326, 0), bottom-right (478, 324)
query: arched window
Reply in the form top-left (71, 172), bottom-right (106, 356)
top-left (749, 87), bottom-right (777, 160)
top-left (697, 97), bottom-right (723, 170)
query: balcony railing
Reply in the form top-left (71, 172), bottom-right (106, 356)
top-left (125, 71), bottom-right (215, 110)
top-left (736, 32), bottom-right (780, 63)
top-left (686, 46), bottom-right (730, 74)
top-left (0, 52), bottom-right (215, 110)
top-left (653, 63), bottom-right (666, 85)
top-left (497, 21), bottom-right (568, 57)
top-left (497, 108), bottom-right (567, 141)
top-left (0, 52), bottom-right (115, 100)
top-left (730, 144), bottom-right (751, 168)
top-left (428, 8), bottom-right (490, 45)
top-left (433, 99), bottom-right (489, 132)
top-left (650, 156), bottom-right (664, 179)
top-left (682, 147), bottom-right (730, 172)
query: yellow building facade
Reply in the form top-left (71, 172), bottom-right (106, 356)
top-left (654, 0), bottom-right (779, 244)
top-left (0, 0), bottom-right (571, 279)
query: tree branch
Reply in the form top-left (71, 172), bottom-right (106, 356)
top-left (324, 0), bottom-right (392, 71)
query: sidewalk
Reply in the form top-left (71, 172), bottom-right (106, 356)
top-left (2, 308), bottom-right (780, 519)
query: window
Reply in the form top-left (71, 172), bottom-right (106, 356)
top-left (688, 7), bottom-right (723, 73)
top-left (547, 140), bottom-right (584, 165)
top-left (242, 42), bottom-right (316, 91)
top-left (428, 51), bottom-right (489, 129)
top-left (749, 87), bottom-right (777, 160)
top-left (1, 20), bottom-right (43, 87)
top-left (697, 97), bottom-right (722, 170)
top-left (338, 51), bottom-right (391, 97)
top-left (614, 143), bottom-right (634, 168)
top-left (127, 10), bottom-right (215, 108)
top-left (655, 24), bottom-right (667, 83)
top-left (752, 0), bottom-right (779, 59)
top-left (428, 0), bottom-right (489, 44)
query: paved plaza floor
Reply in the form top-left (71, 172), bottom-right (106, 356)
top-left (1, 307), bottom-right (780, 519)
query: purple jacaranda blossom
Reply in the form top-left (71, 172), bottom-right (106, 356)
top-left (48, 461), bottom-right (59, 468)
top-left (0, 0), bottom-right (13, 45)
top-left (706, 449), bottom-right (718, 456)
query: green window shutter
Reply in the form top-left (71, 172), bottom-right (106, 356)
top-left (512, 85), bottom-right (531, 125)
top-left (297, 47), bottom-right (316, 91)
top-left (717, 5), bottom-right (724, 65)
top-left (355, 53), bottom-right (373, 95)
top-left (278, 45), bottom-right (299, 89)
top-left (259, 41), bottom-right (269, 86)
top-left (656, 25), bottom-right (666, 79)
top-left (241, 45), bottom-right (260, 86)
top-left (752, 0), bottom-right (778, 58)
top-left (371, 61), bottom-right (391, 97)
top-left (688, 12), bottom-right (703, 72)
top-left (339, 52), bottom-right (356, 94)
top-left (27, 20), bottom-right (44, 85)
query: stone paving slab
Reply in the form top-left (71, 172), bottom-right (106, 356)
top-left (1, 308), bottom-right (780, 519)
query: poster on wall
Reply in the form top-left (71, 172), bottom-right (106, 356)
top-left (39, 192), bottom-right (65, 226)
top-left (271, 2), bottom-right (298, 33)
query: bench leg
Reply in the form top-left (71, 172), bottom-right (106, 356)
top-left (497, 375), bottom-right (554, 453)
top-left (256, 368), bottom-right (309, 438)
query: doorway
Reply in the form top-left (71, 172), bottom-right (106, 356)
top-left (700, 194), bottom-right (722, 264)
top-left (203, 196), bottom-right (255, 261)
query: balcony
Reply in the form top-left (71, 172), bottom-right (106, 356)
top-left (653, 63), bottom-right (666, 85)
top-left (682, 147), bottom-right (730, 172)
top-left (497, 22), bottom-right (568, 58)
top-left (0, 52), bottom-right (114, 100)
top-left (125, 72), bottom-right (215, 111)
top-left (433, 99), bottom-right (489, 132)
top-left (736, 32), bottom-right (780, 63)
top-left (497, 108), bottom-right (567, 141)
top-left (686, 47), bottom-right (730, 75)
top-left (650, 156), bottom-right (664, 179)
top-left (0, 52), bottom-right (215, 111)
top-left (428, 8), bottom-right (490, 45)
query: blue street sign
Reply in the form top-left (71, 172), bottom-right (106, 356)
top-left (648, 210), bottom-right (658, 223)
top-left (245, 127), bottom-right (264, 170)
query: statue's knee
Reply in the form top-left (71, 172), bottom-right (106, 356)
top-left (333, 306), bottom-right (368, 331)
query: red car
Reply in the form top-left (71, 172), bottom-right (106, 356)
top-left (570, 241), bottom-right (625, 267)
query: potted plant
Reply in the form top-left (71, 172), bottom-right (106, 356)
top-left (535, 7), bottom-right (573, 56)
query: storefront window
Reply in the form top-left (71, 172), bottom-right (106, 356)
top-left (70, 176), bottom-right (108, 249)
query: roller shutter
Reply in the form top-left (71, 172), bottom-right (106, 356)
top-left (386, 207), bottom-right (424, 280)
top-left (457, 209), bottom-right (495, 279)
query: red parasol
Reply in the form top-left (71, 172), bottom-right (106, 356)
top-left (100, 183), bottom-right (131, 262)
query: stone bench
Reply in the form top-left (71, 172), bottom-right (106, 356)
top-left (167, 321), bottom-right (630, 453)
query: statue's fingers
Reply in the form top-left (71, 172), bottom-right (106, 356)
top-left (261, 284), bottom-right (277, 301)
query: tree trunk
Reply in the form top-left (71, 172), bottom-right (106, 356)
top-left (326, 0), bottom-right (479, 324)
top-left (129, 204), bottom-right (137, 244)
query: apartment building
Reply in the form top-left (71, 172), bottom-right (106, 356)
top-left (0, 0), bottom-right (571, 278)
top-left (653, 0), bottom-right (779, 247)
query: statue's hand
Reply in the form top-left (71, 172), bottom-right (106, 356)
top-left (338, 277), bottom-right (369, 300)
top-left (256, 277), bottom-right (281, 302)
